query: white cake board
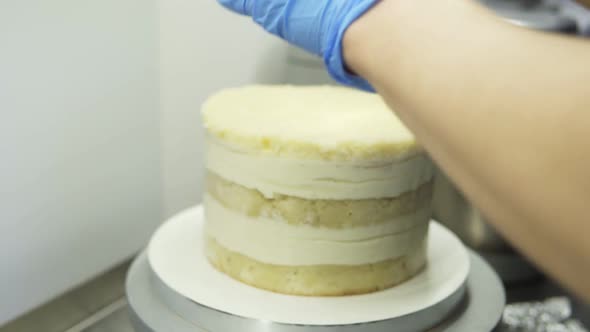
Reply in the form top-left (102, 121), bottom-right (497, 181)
top-left (138, 205), bottom-right (488, 332)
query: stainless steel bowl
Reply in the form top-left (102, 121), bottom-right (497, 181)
top-left (432, 168), bottom-right (540, 282)
top-left (479, 0), bottom-right (578, 32)
top-left (431, 169), bottom-right (511, 253)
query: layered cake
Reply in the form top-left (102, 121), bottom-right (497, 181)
top-left (202, 85), bottom-right (434, 296)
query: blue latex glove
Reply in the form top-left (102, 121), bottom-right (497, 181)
top-left (218, 0), bottom-right (378, 91)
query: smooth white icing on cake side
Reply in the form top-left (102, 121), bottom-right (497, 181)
top-left (206, 137), bottom-right (434, 200)
top-left (202, 85), bottom-right (421, 161)
top-left (204, 195), bottom-right (430, 266)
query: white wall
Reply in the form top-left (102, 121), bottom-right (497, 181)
top-left (0, 0), bottom-right (161, 324)
top-left (159, 0), bottom-right (289, 217)
top-left (0, 0), bottom-right (326, 323)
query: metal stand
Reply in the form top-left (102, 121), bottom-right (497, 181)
top-left (126, 206), bottom-right (506, 332)
top-left (127, 250), bottom-right (505, 332)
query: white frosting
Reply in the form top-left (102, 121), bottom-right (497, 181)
top-left (206, 137), bottom-right (434, 200)
top-left (204, 195), bottom-right (430, 266)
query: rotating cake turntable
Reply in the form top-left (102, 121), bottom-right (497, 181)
top-left (126, 206), bottom-right (506, 332)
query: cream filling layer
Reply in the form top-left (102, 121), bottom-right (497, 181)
top-left (204, 195), bottom-right (430, 266)
top-left (206, 137), bottom-right (434, 200)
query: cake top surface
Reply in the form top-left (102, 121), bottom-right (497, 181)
top-left (202, 85), bottom-right (421, 161)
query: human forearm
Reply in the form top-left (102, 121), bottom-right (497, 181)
top-left (345, 0), bottom-right (590, 300)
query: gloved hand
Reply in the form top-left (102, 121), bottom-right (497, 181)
top-left (218, 0), bottom-right (378, 91)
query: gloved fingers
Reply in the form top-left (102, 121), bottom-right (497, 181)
top-left (217, 0), bottom-right (254, 16)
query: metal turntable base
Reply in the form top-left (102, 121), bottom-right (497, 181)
top-left (127, 251), bottom-right (504, 332)
top-left (126, 206), bottom-right (506, 332)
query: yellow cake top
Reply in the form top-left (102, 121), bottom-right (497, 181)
top-left (202, 85), bottom-right (422, 161)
